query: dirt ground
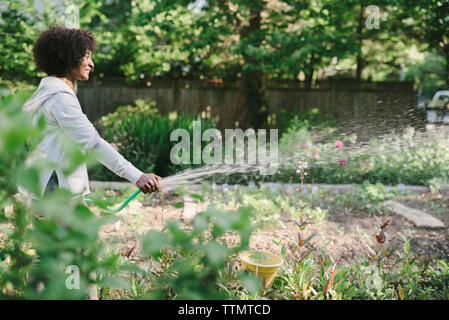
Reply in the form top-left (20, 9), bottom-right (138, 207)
top-left (98, 190), bottom-right (449, 266)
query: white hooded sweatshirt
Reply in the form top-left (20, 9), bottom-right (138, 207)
top-left (20, 76), bottom-right (143, 199)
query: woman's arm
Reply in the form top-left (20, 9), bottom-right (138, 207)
top-left (49, 92), bottom-right (160, 193)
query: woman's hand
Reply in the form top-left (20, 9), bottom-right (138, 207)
top-left (136, 173), bottom-right (162, 194)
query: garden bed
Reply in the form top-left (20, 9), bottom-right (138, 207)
top-left (96, 185), bottom-right (448, 267)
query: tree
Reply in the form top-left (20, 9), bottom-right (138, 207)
top-left (273, 0), bottom-right (345, 85)
top-left (395, 0), bottom-right (449, 85)
top-left (106, 0), bottom-right (222, 82)
top-left (0, 0), bottom-right (39, 80)
top-left (233, 0), bottom-right (268, 128)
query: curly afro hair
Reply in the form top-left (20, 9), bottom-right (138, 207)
top-left (33, 25), bottom-right (97, 77)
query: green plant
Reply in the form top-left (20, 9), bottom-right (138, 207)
top-left (0, 92), bottom-right (130, 299)
top-left (137, 204), bottom-right (261, 299)
top-left (0, 1), bottom-right (39, 81)
top-left (272, 108), bottom-right (338, 136)
top-left (275, 122), bottom-right (449, 186)
top-left (427, 177), bottom-right (449, 194)
top-left (331, 181), bottom-right (402, 214)
top-left (90, 98), bottom-right (216, 180)
top-left (263, 214), bottom-right (449, 300)
top-left (305, 207), bottom-right (327, 223)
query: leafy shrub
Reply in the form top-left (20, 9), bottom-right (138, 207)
top-left (0, 92), bottom-right (129, 299)
top-left (1, 92), bottom-right (260, 300)
top-left (267, 217), bottom-right (449, 300)
top-left (269, 107), bottom-right (337, 136)
top-left (89, 99), bottom-right (216, 180)
top-left (275, 123), bottom-right (449, 186)
top-left (0, 1), bottom-right (38, 81)
top-left (132, 205), bottom-right (260, 299)
top-left (210, 186), bottom-right (328, 227)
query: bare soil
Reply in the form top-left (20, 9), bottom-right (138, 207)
top-left (98, 190), bottom-right (449, 266)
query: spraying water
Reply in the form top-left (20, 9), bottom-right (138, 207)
top-left (90, 101), bottom-right (449, 211)
top-left (159, 123), bottom-right (449, 189)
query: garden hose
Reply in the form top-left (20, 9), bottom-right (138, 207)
top-left (84, 189), bottom-right (143, 213)
top-left (0, 190), bottom-right (152, 263)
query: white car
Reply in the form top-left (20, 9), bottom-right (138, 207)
top-left (426, 90), bottom-right (449, 123)
top-left (428, 90), bottom-right (449, 109)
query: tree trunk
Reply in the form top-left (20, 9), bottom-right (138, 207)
top-left (445, 50), bottom-right (449, 86)
top-left (305, 53), bottom-right (317, 88)
top-left (304, 68), bottom-right (314, 89)
top-left (356, 54), bottom-right (363, 81)
top-left (239, 3), bottom-right (267, 129)
top-left (355, 5), bottom-right (364, 81)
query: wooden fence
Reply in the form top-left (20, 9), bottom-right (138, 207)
top-left (77, 77), bottom-right (424, 140)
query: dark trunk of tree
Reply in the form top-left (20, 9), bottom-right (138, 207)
top-left (304, 68), bottom-right (314, 89)
top-left (304, 52), bottom-right (317, 88)
top-left (355, 5), bottom-right (364, 81)
top-left (445, 50), bottom-right (449, 86)
top-left (239, 3), bottom-right (267, 129)
top-left (356, 54), bottom-right (364, 81)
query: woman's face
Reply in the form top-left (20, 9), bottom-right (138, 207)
top-left (71, 50), bottom-right (94, 81)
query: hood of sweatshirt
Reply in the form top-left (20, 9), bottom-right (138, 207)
top-left (23, 76), bottom-right (76, 118)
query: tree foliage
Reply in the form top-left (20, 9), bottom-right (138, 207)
top-left (0, 0), bottom-right (447, 98)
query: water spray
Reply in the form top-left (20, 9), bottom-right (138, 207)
top-left (84, 124), bottom-right (449, 212)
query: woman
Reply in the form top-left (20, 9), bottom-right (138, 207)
top-left (21, 25), bottom-right (162, 300)
top-left (22, 25), bottom-right (161, 199)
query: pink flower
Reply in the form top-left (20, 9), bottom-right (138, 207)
top-left (335, 140), bottom-right (343, 148)
top-left (300, 141), bottom-right (310, 149)
top-left (312, 151), bottom-right (319, 159)
top-left (338, 159), bottom-right (347, 166)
